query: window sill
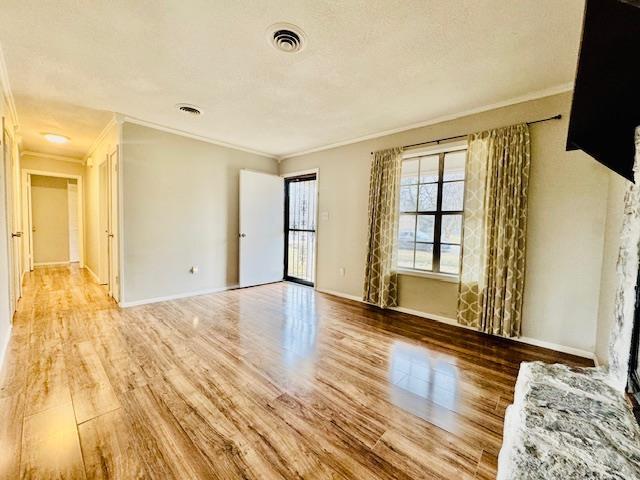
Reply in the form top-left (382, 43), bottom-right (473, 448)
top-left (397, 269), bottom-right (460, 284)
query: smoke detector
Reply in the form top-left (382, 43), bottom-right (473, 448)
top-left (267, 23), bottom-right (306, 53)
top-left (176, 103), bottom-right (202, 116)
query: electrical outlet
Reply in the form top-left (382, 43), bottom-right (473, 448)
top-left (190, 266), bottom-right (199, 274)
top-left (320, 211), bottom-right (329, 221)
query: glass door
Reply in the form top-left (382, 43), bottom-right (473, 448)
top-left (284, 173), bottom-right (317, 286)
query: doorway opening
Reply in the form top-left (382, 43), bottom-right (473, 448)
top-left (98, 149), bottom-right (119, 301)
top-left (22, 171), bottom-right (84, 271)
top-left (284, 173), bottom-right (317, 286)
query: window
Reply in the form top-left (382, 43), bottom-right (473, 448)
top-left (398, 147), bottom-right (466, 275)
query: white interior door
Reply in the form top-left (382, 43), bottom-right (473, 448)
top-left (107, 148), bottom-right (119, 301)
top-left (25, 173), bottom-right (33, 271)
top-left (3, 125), bottom-right (21, 313)
top-left (98, 159), bottom-right (109, 285)
top-left (67, 182), bottom-right (79, 262)
top-left (239, 170), bottom-right (284, 287)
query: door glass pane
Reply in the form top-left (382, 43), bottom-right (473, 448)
top-left (440, 244), bottom-right (461, 274)
top-left (415, 243), bottom-right (433, 270)
top-left (441, 214), bottom-right (462, 244)
top-left (288, 179), bottom-right (317, 230)
top-left (443, 150), bottom-right (466, 181)
top-left (442, 181), bottom-right (464, 211)
top-left (416, 215), bottom-right (434, 242)
top-left (418, 184), bottom-right (437, 211)
top-left (400, 185), bottom-right (418, 212)
top-left (287, 231), bottom-right (315, 281)
top-left (401, 159), bottom-right (419, 185)
top-left (419, 155), bottom-right (439, 183)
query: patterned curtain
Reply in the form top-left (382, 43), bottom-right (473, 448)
top-left (457, 124), bottom-right (530, 337)
top-left (363, 147), bottom-right (403, 308)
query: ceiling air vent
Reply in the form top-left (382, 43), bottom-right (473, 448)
top-left (268, 23), bottom-right (306, 53)
top-left (176, 103), bottom-right (202, 116)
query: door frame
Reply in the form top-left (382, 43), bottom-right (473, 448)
top-left (281, 168), bottom-right (319, 288)
top-left (96, 148), bottom-right (119, 301)
top-left (107, 148), bottom-right (119, 301)
top-left (2, 122), bottom-right (21, 314)
top-left (22, 169), bottom-right (84, 271)
top-left (98, 159), bottom-right (109, 285)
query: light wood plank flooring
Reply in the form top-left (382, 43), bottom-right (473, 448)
top-left (0, 265), bottom-right (592, 479)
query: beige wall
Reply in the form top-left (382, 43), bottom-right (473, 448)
top-left (120, 123), bottom-right (278, 304)
top-left (595, 172), bottom-right (629, 364)
top-left (280, 92), bottom-right (612, 354)
top-left (83, 123), bottom-right (118, 278)
top-left (21, 154), bottom-right (84, 177)
top-left (31, 175), bottom-right (70, 263)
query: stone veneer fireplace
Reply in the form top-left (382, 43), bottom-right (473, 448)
top-left (497, 128), bottom-right (640, 479)
top-left (628, 268), bottom-right (640, 422)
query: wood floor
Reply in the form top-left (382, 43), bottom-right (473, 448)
top-left (0, 266), bottom-right (592, 479)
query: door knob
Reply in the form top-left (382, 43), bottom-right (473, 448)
top-left (108, 233), bottom-right (114, 238)
top-left (239, 233), bottom-right (246, 238)
top-left (11, 232), bottom-right (22, 238)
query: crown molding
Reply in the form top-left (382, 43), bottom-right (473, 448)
top-left (21, 150), bottom-right (84, 164)
top-left (84, 115), bottom-right (117, 163)
top-left (278, 82), bottom-right (574, 160)
top-left (0, 42), bottom-right (19, 128)
top-left (121, 115), bottom-right (275, 159)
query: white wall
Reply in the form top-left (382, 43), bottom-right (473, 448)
top-left (120, 122), bottom-right (278, 304)
top-left (280, 92), bottom-right (612, 356)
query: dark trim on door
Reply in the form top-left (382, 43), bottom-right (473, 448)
top-left (284, 173), bottom-right (317, 287)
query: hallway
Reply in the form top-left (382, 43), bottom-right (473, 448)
top-left (0, 266), bottom-right (590, 479)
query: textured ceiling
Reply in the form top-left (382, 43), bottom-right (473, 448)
top-left (12, 95), bottom-right (112, 158)
top-left (0, 0), bottom-right (585, 158)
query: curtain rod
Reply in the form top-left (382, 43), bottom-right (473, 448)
top-left (370, 114), bottom-right (562, 155)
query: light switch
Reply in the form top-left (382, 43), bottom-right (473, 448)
top-left (320, 211), bottom-right (329, 221)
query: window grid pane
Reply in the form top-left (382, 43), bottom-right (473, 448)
top-left (398, 149), bottom-right (466, 274)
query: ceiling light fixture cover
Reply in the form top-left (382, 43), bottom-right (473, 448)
top-left (267, 23), bottom-right (306, 53)
top-left (42, 133), bottom-right (70, 144)
top-left (176, 103), bottom-right (202, 116)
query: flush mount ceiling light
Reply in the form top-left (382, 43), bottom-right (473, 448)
top-left (176, 103), bottom-right (202, 116)
top-left (267, 23), bottom-right (306, 53)
top-left (42, 133), bottom-right (70, 144)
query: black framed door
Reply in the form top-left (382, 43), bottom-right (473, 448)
top-left (284, 173), bottom-right (317, 286)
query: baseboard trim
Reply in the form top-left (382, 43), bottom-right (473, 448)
top-left (0, 324), bottom-right (11, 378)
top-left (34, 261), bottom-right (70, 267)
top-left (315, 288), bottom-right (361, 302)
top-left (316, 287), bottom-right (596, 360)
top-left (84, 266), bottom-right (100, 284)
top-left (515, 336), bottom-right (595, 360)
top-left (119, 285), bottom-right (240, 308)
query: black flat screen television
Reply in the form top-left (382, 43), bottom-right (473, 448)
top-left (566, 0), bottom-right (640, 182)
